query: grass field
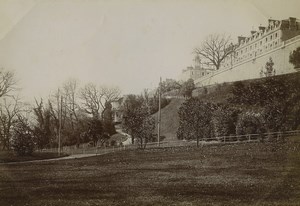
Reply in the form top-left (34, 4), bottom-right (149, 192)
top-left (1, 138), bottom-right (300, 206)
top-left (0, 151), bottom-right (68, 163)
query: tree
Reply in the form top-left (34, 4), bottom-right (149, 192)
top-left (289, 46), bottom-right (300, 70)
top-left (177, 98), bottom-right (215, 147)
top-left (33, 99), bottom-right (53, 149)
top-left (194, 34), bottom-right (236, 70)
top-left (11, 116), bottom-right (35, 156)
top-left (80, 83), bottom-right (121, 119)
top-left (138, 115), bottom-right (155, 149)
top-left (102, 101), bottom-right (116, 135)
top-left (86, 117), bottom-right (104, 146)
top-left (0, 68), bottom-right (16, 98)
top-left (180, 79), bottom-right (195, 98)
top-left (122, 94), bottom-right (155, 147)
top-left (0, 96), bottom-right (22, 150)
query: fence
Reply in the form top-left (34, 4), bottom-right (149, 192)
top-left (40, 130), bottom-right (300, 155)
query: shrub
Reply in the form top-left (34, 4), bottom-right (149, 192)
top-left (236, 111), bottom-right (266, 136)
top-left (213, 104), bottom-right (240, 137)
top-left (11, 121), bottom-right (35, 156)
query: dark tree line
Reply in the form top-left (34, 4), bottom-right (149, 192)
top-left (177, 73), bottom-right (300, 145)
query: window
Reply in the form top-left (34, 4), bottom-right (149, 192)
top-left (266, 37), bottom-right (268, 42)
top-left (275, 32), bottom-right (278, 38)
top-left (270, 35), bottom-right (273, 40)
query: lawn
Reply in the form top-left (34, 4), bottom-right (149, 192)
top-left (0, 151), bottom-right (68, 163)
top-left (0, 138), bottom-right (300, 206)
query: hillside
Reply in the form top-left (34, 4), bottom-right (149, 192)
top-left (154, 72), bottom-right (300, 141)
top-left (153, 98), bottom-right (185, 140)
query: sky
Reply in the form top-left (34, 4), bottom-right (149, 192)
top-left (0, 0), bottom-right (299, 101)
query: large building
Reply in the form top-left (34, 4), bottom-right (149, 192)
top-left (194, 17), bottom-right (300, 87)
top-left (180, 55), bottom-right (214, 82)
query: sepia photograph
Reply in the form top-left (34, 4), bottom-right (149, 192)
top-left (0, 0), bottom-right (300, 205)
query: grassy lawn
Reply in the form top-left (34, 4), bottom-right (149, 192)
top-left (0, 138), bottom-right (300, 206)
top-left (0, 151), bottom-right (68, 163)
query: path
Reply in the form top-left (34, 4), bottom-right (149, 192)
top-left (0, 153), bottom-right (109, 165)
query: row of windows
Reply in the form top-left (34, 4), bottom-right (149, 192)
top-left (223, 39), bottom-right (281, 67)
top-left (237, 33), bottom-right (280, 56)
top-left (238, 32), bottom-right (280, 56)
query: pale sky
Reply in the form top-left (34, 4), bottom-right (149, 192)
top-left (0, 0), bottom-right (299, 101)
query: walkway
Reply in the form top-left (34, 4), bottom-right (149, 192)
top-left (0, 153), bottom-right (107, 165)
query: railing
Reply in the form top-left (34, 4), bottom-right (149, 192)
top-left (40, 130), bottom-right (300, 155)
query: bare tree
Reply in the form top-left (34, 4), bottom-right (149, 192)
top-left (0, 96), bottom-right (22, 150)
top-left (194, 34), bottom-right (236, 70)
top-left (62, 79), bottom-right (80, 127)
top-left (80, 83), bottom-right (121, 119)
top-left (80, 83), bottom-right (103, 118)
top-left (0, 68), bottom-right (16, 98)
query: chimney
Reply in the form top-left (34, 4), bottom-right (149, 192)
top-left (258, 26), bottom-right (266, 32)
top-left (289, 17), bottom-right (296, 30)
top-left (238, 36), bottom-right (246, 45)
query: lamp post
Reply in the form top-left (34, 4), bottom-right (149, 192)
top-left (157, 77), bottom-right (162, 146)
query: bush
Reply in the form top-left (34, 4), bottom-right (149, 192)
top-left (11, 121), bottom-right (35, 156)
top-left (213, 104), bottom-right (239, 137)
top-left (236, 111), bottom-right (266, 136)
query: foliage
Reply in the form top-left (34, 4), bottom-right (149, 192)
top-left (102, 101), bottom-right (116, 135)
top-left (136, 114), bottom-right (155, 149)
top-left (228, 76), bottom-right (300, 132)
top-left (33, 99), bottom-right (53, 149)
top-left (213, 104), bottom-right (240, 137)
top-left (177, 98), bottom-right (215, 146)
top-left (122, 95), bottom-right (155, 148)
top-left (86, 118), bottom-right (104, 146)
top-left (0, 97), bottom-right (22, 150)
top-left (180, 79), bottom-right (195, 98)
top-left (289, 46), bottom-right (300, 68)
top-left (236, 111), bottom-right (266, 135)
top-left (11, 119), bottom-right (35, 156)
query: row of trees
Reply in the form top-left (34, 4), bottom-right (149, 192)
top-left (0, 69), bottom-right (122, 155)
top-left (177, 74), bottom-right (300, 146)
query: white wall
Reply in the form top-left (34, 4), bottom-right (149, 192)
top-left (195, 36), bottom-right (300, 87)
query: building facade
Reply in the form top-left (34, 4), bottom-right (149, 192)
top-left (195, 17), bottom-right (300, 87)
top-left (180, 55), bottom-right (214, 82)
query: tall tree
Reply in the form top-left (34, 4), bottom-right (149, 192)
top-left (0, 96), bottom-right (22, 150)
top-left (194, 34), bottom-right (236, 70)
top-left (122, 94), bottom-right (155, 146)
top-left (33, 99), bottom-right (53, 149)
